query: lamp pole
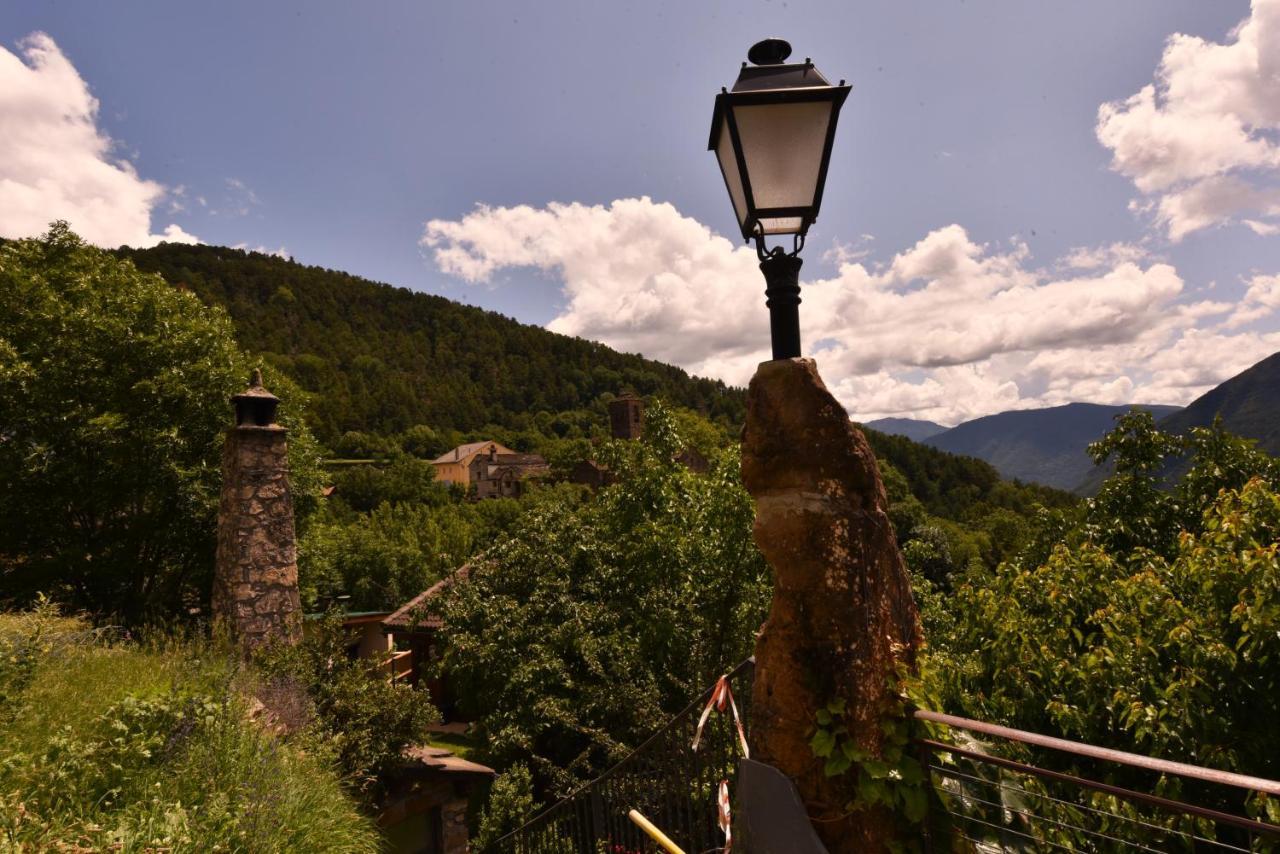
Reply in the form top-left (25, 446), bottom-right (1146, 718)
top-left (759, 244), bottom-right (804, 360)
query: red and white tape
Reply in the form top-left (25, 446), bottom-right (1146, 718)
top-left (691, 674), bottom-right (750, 758)
top-left (717, 778), bottom-right (733, 853)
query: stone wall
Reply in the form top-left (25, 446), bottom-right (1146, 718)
top-left (212, 423), bottom-right (302, 648)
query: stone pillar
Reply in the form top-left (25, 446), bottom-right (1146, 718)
top-left (212, 370), bottom-right (303, 649)
top-left (741, 358), bottom-right (923, 852)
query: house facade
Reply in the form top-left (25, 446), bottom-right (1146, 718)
top-left (468, 450), bottom-right (550, 499)
top-left (429, 441), bottom-right (515, 486)
top-left (431, 441), bottom-right (548, 498)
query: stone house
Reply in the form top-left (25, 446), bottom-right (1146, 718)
top-left (468, 448), bottom-right (550, 499)
top-left (428, 440), bottom-right (515, 486)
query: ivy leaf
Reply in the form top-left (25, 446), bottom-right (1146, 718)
top-left (901, 785), bottom-right (928, 823)
top-left (823, 753), bottom-right (852, 777)
top-left (809, 729), bottom-right (836, 758)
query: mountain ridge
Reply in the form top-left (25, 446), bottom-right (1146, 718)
top-left (1156, 352), bottom-right (1280, 455)
top-left (923, 402), bottom-right (1182, 490)
top-left (865, 417), bottom-right (948, 442)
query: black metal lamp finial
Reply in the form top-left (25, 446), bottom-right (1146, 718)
top-left (747, 38), bottom-right (792, 66)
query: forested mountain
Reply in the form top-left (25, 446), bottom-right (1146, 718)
top-left (1157, 352), bottom-right (1280, 454)
top-left (858, 426), bottom-right (1073, 520)
top-left (864, 417), bottom-right (947, 441)
top-left (924, 402), bottom-right (1182, 490)
top-left (117, 242), bottom-right (1071, 525)
top-left (118, 244), bottom-right (745, 444)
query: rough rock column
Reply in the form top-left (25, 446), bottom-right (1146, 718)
top-left (741, 358), bottom-right (923, 852)
top-left (212, 370), bottom-right (303, 649)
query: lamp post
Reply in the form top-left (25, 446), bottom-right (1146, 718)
top-left (708, 38), bottom-right (850, 360)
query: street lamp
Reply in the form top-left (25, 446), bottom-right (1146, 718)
top-left (709, 38), bottom-right (850, 359)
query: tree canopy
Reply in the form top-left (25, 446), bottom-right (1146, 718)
top-left (922, 414), bottom-right (1280, 806)
top-left (432, 404), bottom-right (770, 796)
top-left (0, 224), bottom-right (321, 623)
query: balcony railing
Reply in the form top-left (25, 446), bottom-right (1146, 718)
top-left (490, 660), bottom-right (1280, 853)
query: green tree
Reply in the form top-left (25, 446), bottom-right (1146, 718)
top-left (924, 416), bottom-right (1280, 816)
top-left (474, 764), bottom-right (539, 850)
top-left (434, 403), bottom-right (770, 795)
top-left (298, 497), bottom-right (522, 611)
top-left (0, 224), bottom-right (320, 623)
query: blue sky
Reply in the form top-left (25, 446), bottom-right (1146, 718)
top-left (3, 0), bottom-right (1279, 423)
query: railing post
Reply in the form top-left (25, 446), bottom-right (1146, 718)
top-left (590, 781), bottom-right (606, 846)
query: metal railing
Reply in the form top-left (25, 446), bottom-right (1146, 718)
top-left (490, 657), bottom-right (755, 853)
top-left (491, 660), bottom-right (1280, 852)
top-left (916, 710), bottom-right (1280, 852)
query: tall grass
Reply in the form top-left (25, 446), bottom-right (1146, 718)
top-left (0, 604), bottom-right (380, 852)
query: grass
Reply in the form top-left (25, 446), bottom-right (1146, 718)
top-left (0, 604), bottom-right (380, 853)
top-left (424, 730), bottom-right (480, 761)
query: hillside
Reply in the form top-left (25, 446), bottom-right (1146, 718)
top-left (865, 417), bottom-right (947, 442)
top-left (119, 243), bottom-right (1073, 520)
top-left (118, 244), bottom-right (745, 444)
top-left (859, 426), bottom-right (1075, 519)
top-left (1157, 352), bottom-right (1280, 454)
top-left (924, 402), bottom-right (1181, 490)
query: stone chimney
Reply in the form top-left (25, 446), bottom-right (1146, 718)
top-left (212, 369), bottom-right (303, 650)
top-left (607, 394), bottom-right (644, 440)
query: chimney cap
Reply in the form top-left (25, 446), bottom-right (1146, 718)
top-left (232, 368), bottom-right (281, 427)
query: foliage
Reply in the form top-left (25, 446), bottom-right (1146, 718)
top-left (299, 487), bottom-right (524, 611)
top-left (0, 224), bottom-right (322, 624)
top-left (0, 607), bottom-right (377, 852)
top-left (924, 415), bottom-right (1280, 807)
top-left (325, 456), bottom-right (453, 513)
top-left (473, 764), bottom-right (539, 851)
top-left (119, 243), bottom-right (746, 445)
top-left (253, 615), bottom-right (438, 802)
top-left (434, 402), bottom-right (770, 796)
top-left (808, 694), bottom-right (929, 829)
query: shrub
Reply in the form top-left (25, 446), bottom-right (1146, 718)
top-left (0, 608), bottom-right (378, 852)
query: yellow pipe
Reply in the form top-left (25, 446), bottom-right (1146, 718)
top-left (627, 809), bottom-right (687, 854)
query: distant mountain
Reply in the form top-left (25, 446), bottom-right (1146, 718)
top-left (924, 403), bottom-right (1182, 490)
top-left (1157, 352), bottom-right (1280, 455)
top-left (864, 417), bottom-right (948, 442)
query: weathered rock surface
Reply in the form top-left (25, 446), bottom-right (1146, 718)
top-left (742, 358), bottom-right (923, 852)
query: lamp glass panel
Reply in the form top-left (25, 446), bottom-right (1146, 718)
top-left (731, 100), bottom-right (832, 214)
top-left (715, 122), bottom-right (749, 226)
top-left (758, 216), bottom-right (805, 235)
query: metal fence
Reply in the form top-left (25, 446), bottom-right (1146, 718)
top-left (491, 660), bottom-right (1280, 853)
top-left (490, 657), bottom-right (755, 854)
top-left (916, 710), bottom-right (1280, 852)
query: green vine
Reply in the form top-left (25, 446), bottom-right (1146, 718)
top-left (807, 687), bottom-right (930, 829)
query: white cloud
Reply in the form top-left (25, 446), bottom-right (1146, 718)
top-left (214, 178), bottom-right (261, 217)
top-left (1059, 241), bottom-right (1150, 271)
top-left (232, 242), bottom-right (291, 260)
top-left (1226, 273), bottom-right (1280, 327)
top-left (0, 32), bottom-right (197, 247)
top-left (424, 197), bottom-right (1274, 424)
top-left (1096, 0), bottom-right (1280, 240)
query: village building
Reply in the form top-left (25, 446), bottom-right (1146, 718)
top-left (428, 440), bottom-right (515, 486)
top-left (431, 441), bottom-right (549, 499)
top-left (468, 448), bottom-right (550, 499)
top-left (381, 568), bottom-right (471, 720)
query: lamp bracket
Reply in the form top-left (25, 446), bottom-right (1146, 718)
top-left (753, 231), bottom-right (805, 263)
